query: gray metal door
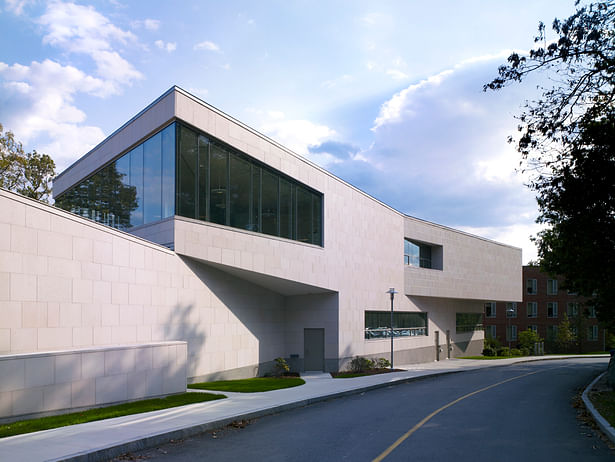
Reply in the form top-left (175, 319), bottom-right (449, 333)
top-left (435, 331), bottom-right (440, 361)
top-left (446, 329), bottom-right (451, 359)
top-left (304, 328), bottom-right (325, 371)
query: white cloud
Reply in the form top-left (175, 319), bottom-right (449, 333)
top-left (0, 59), bottom-right (106, 170)
top-left (194, 40), bottom-right (221, 52)
top-left (155, 40), bottom-right (176, 52)
top-left (372, 69), bottom-right (453, 129)
top-left (321, 54), bottom-right (542, 261)
top-left (131, 18), bottom-right (160, 30)
top-left (0, 1), bottom-right (146, 171)
top-left (386, 69), bottom-right (409, 80)
top-left (38, 0), bottom-right (142, 93)
top-left (260, 115), bottom-right (336, 160)
top-left (4, 0), bottom-right (33, 14)
top-left (144, 18), bottom-right (160, 30)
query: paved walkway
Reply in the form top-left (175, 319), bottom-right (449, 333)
top-left (0, 355), bottom-right (610, 462)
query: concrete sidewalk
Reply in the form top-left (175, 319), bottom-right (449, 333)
top-left (0, 355), bottom-right (609, 462)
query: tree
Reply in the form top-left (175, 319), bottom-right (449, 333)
top-left (0, 123), bottom-right (55, 202)
top-left (486, 1), bottom-right (615, 327)
top-left (556, 314), bottom-right (576, 353)
top-left (518, 328), bottom-right (542, 353)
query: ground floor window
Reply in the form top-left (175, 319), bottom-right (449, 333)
top-left (484, 302), bottom-right (496, 318)
top-left (588, 325), bottom-right (599, 341)
top-left (567, 302), bottom-right (579, 317)
top-left (485, 325), bottom-right (496, 339)
top-left (506, 325), bottom-right (518, 342)
top-left (364, 311), bottom-right (427, 339)
top-left (546, 325), bottom-right (558, 341)
top-left (456, 313), bottom-right (483, 334)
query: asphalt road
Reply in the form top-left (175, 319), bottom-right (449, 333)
top-left (112, 358), bottom-right (613, 462)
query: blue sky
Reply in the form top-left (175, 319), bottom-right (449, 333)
top-left (0, 0), bottom-right (580, 262)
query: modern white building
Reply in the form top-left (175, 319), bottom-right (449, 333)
top-left (1, 87), bottom-right (522, 406)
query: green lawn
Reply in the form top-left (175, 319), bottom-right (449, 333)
top-left (0, 392), bottom-right (225, 439)
top-left (589, 391), bottom-right (615, 427)
top-left (188, 377), bottom-right (305, 392)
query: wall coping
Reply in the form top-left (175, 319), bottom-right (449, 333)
top-left (0, 341), bottom-right (187, 362)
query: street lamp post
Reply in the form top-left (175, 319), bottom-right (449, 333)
top-left (386, 288), bottom-right (398, 369)
top-left (507, 307), bottom-right (515, 350)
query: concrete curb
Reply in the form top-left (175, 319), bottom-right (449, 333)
top-left (54, 355), bottom-right (609, 461)
top-left (581, 371), bottom-right (615, 445)
top-left (58, 370), bottom-right (465, 462)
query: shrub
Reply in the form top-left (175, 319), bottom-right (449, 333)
top-left (510, 348), bottom-right (523, 357)
top-left (349, 356), bottom-right (375, 372)
top-left (482, 347), bottom-right (497, 357)
top-left (375, 357), bottom-right (391, 369)
top-left (497, 346), bottom-right (511, 357)
top-left (273, 357), bottom-right (290, 377)
top-left (484, 337), bottom-right (501, 350)
top-left (518, 329), bottom-right (542, 352)
top-left (520, 347), bottom-right (531, 356)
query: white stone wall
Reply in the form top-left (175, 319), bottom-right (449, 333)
top-left (0, 341), bottom-right (186, 420)
top-left (0, 190), bottom-right (288, 379)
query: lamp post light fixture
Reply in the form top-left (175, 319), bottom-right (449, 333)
top-left (506, 307), bottom-right (515, 351)
top-left (386, 288), bottom-right (398, 369)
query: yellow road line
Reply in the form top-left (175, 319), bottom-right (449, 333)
top-left (372, 368), bottom-right (551, 462)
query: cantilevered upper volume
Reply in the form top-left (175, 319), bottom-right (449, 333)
top-left (4, 87), bottom-right (521, 395)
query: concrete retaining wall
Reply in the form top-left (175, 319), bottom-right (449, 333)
top-left (0, 341), bottom-right (187, 421)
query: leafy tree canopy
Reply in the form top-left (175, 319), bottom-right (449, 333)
top-left (0, 123), bottom-right (55, 202)
top-left (486, 1), bottom-right (615, 327)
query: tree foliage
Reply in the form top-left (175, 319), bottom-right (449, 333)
top-left (0, 123), bottom-right (55, 202)
top-left (486, 1), bottom-right (615, 327)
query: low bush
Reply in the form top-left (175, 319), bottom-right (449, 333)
top-left (497, 346), bottom-right (511, 357)
top-left (349, 356), bottom-right (375, 372)
top-left (520, 347), bottom-right (531, 356)
top-left (273, 357), bottom-right (290, 377)
top-left (375, 357), bottom-right (391, 369)
top-left (482, 347), bottom-right (497, 357)
top-left (510, 348), bottom-right (523, 357)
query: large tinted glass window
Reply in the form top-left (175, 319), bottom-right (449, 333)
top-left (129, 145), bottom-right (144, 227)
top-left (177, 126), bottom-right (197, 218)
top-left (261, 169), bottom-right (278, 236)
top-left (209, 142), bottom-right (228, 225)
top-left (251, 165), bottom-right (261, 232)
top-left (198, 135), bottom-right (209, 221)
top-left (279, 178), bottom-right (293, 239)
top-left (161, 124), bottom-right (175, 218)
top-left (143, 132), bottom-right (162, 223)
top-left (229, 153), bottom-right (251, 230)
top-left (296, 186), bottom-right (312, 243)
top-left (312, 191), bottom-right (322, 245)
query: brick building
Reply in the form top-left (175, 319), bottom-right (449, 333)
top-left (483, 266), bottom-right (606, 352)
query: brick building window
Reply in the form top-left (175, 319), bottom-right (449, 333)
top-left (506, 302), bottom-right (517, 318)
top-left (527, 302), bottom-right (538, 318)
top-left (547, 302), bottom-right (558, 318)
top-left (547, 279), bottom-right (558, 295)
top-left (526, 279), bottom-right (537, 295)
top-left (484, 302), bottom-right (496, 318)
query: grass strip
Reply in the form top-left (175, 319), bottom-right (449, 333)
top-left (0, 392), bottom-right (225, 439)
top-left (590, 391), bottom-right (615, 427)
top-left (459, 356), bottom-right (524, 360)
top-left (188, 377), bottom-right (305, 392)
